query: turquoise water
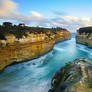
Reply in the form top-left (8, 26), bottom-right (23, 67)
top-left (0, 33), bottom-right (92, 92)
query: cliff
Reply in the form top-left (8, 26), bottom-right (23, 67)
top-left (54, 30), bottom-right (71, 42)
top-left (0, 24), bottom-right (71, 71)
top-left (49, 58), bottom-right (92, 92)
top-left (76, 27), bottom-right (92, 48)
top-left (0, 39), bottom-right (54, 71)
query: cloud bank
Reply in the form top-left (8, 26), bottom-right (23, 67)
top-left (0, 0), bottom-right (44, 23)
top-left (0, 0), bottom-right (92, 32)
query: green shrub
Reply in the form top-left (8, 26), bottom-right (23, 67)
top-left (88, 79), bottom-right (92, 88)
top-left (6, 43), bottom-right (9, 47)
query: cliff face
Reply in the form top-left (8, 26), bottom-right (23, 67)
top-left (0, 30), bottom-right (71, 71)
top-left (76, 27), bottom-right (92, 48)
top-left (55, 30), bottom-right (71, 42)
top-left (49, 58), bottom-right (92, 92)
top-left (0, 40), bottom-right (54, 71)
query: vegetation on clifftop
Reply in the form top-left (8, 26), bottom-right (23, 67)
top-left (76, 27), bottom-right (92, 48)
top-left (78, 27), bottom-right (92, 34)
top-left (0, 22), bottom-right (67, 39)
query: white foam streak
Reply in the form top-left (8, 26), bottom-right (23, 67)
top-left (54, 47), bottom-right (64, 52)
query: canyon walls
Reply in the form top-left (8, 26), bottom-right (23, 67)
top-left (0, 27), bottom-right (71, 71)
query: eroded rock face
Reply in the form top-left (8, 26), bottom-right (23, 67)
top-left (76, 27), bottom-right (92, 48)
top-left (49, 58), bottom-right (92, 92)
top-left (0, 30), bottom-right (71, 71)
top-left (0, 40), bottom-right (54, 71)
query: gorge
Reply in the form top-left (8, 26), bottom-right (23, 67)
top-left (0, 33), bottom-right (92, 92)
top-left (0, 0), bottom-right (92, 92)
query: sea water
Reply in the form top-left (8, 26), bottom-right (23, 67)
top-left (0, 33), bottom-right (92, 92)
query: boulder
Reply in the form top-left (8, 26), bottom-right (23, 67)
top-left (49, 58), bottom-right (92, 92)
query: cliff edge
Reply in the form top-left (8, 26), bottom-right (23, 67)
top-left (49, 58), bottom-right (92, 92)
top-left (0, 22), bottom-right (71, 71)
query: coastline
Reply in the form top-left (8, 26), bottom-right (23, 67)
top-left (0, 23), bottom-right (71, 72)
top-left (76, 41), bottom-right (92, 49)
top-left (0, 45), bottom-right (53, 73)
top-left (0, 35), bottom-right (71, 72)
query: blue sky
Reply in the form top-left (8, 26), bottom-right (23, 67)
top-left (0, 0), bottom-right (92, 32)
top-left (13, 0), bottom-right (92, 17)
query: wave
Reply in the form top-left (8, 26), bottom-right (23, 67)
top-left (54, 47), bottom-right (64, 52)
top-left (0, 80), bottom-right (50, 92)
top-left (77, 44), bottom-right (92, 58)
top-left (27, 51), bottom-right (53, 67)
top-left (1, 51), bottom-right (53, 76)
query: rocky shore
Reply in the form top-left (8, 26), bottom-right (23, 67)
top-left (0, 23), bottom-right (71, 71)
top-left (49, 58), bottom-right (92, 92)
top-left (76, 27), bottom-right (92, 48)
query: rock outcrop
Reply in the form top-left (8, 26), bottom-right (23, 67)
top-left (49, 58), bottom-right (92, 92)
top-left (76, 27), bottom-right (92, 48)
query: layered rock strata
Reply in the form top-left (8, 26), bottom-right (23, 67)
top-left (0, 29), bottom-right (71, 71)
top-left (76, 27), bottom-right (92, 48)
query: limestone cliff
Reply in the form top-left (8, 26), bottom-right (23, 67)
top-left (76, 27), bottom-right (92, 48)
top-left (0, 29), bottom-right (71, 71)
top-left (49, 58), bottom-right (92, 92)
top-left (0, 39), bottom-right (54, 71)
top-left (54, 30), bottom-right (71, 42)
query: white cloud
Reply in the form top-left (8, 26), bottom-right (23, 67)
top-left (0, 0), bottom-right (43, 23)
top-left (31, 11), bottom-right (43, 17)
top-left (50, 16), bottom-right (92, 32)
top-left (0, 0), bottom-right (17, 17)
top-left (0, 0), bottom-right (92, 32)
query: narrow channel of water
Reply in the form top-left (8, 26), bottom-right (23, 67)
top-left (0, 33), bottom-right (92, 92)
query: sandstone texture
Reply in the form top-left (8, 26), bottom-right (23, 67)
top-left (0, 30), bottom-right (71, 71)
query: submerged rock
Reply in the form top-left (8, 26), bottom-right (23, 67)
top-left (49, 58), bottom-right (92, 92)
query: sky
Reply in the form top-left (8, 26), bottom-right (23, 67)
top-left (0, 0), bottom-right (92, 32)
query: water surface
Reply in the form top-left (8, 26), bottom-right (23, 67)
top-left (0, 33), bottom-right (92, 92)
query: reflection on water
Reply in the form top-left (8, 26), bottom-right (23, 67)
top-left (0, 33), bottom-right (92, 92)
